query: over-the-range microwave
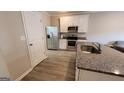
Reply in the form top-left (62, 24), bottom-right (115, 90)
top-left (68, 26), bottom-right (78, 33)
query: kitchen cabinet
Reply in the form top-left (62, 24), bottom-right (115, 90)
top-left (60, 14), bottom-right (89, 33)
top-left (78, 15), bottom-right (89, 33)
top-left (60, 16), bottom-right (77, 32)
top-left (77, 69), bottom-right (124, 81)
top-left (60, 17), bottom-right (69, 32)
top-left (59, 39), bottom-right (67, 49)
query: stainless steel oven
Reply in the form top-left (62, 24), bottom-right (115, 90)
top-left (67, 26), bottom-right (78, 49)
top-left (68, 41), bottom-right (76, 46)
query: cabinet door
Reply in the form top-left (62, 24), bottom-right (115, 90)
top-left (59, 39), bottom-right (67, 49)
top-left (79, 69), bottom-right (124, 81)
top-left (78, 14), bottom-right (89, 33)
top-left (60, 16), bottom-right (76, 32)
top-left (60, 17), bottom-right (68, 32)
top-left (65, 16), bottom-right (78, 27)
top-left (73, 16), bottom-right (78, 26)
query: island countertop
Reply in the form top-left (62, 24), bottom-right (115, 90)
top-left (76, 42), bottom-right (124, 77)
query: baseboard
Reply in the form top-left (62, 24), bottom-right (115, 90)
top-left (15, 68), bottom-right (33, 81)
top-left (15, 56), bottom-right (48, 81)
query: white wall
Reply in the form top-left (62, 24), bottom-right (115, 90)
top-left (0, 11), bottom-right (50, 80)
top-left (87, 12), bottom-right (124, 44)
top-left (0, 50), bottom-right (9, 79)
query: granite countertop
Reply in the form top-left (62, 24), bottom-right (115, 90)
top-left (76, 41), bottom-right (124, 77)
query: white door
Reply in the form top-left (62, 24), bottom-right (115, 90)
top-left (22, 11), bottom-right (47, 67)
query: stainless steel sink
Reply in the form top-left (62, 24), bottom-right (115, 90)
top-left (81, 43), bottom-right (101, 54)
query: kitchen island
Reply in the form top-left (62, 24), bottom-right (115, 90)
top-left (76, 41), bottom-right (124, 81)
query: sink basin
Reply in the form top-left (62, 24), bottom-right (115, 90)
top-left (81, 44), bottom-right (101, 54)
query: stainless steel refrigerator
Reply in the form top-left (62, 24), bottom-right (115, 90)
top-left (46, 26), bottom-right (59, 49)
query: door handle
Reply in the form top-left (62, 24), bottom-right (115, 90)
top-left (29, 43), bottom-right (33, 46)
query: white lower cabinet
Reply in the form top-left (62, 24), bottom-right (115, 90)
top-left (59, 39), bottom-right (67, 49)
top-left (78, 69), bottom-right (124, 81)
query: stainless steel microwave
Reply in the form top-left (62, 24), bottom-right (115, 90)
top-left (68, 26), bottom-right (78, 32)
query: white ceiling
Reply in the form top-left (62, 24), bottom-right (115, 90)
top-left (47, 11), bottom-right (97, 16)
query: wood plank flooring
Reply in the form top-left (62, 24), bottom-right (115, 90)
top-left (22, 50), bottom-right (76, 81)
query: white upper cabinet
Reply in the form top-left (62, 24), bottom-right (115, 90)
top-left (78, 15), bottom-right (89, 33)
top-left (60, 14), bottom-right (89, 33)
top-left (60, 16), bottom-right (68, 32)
